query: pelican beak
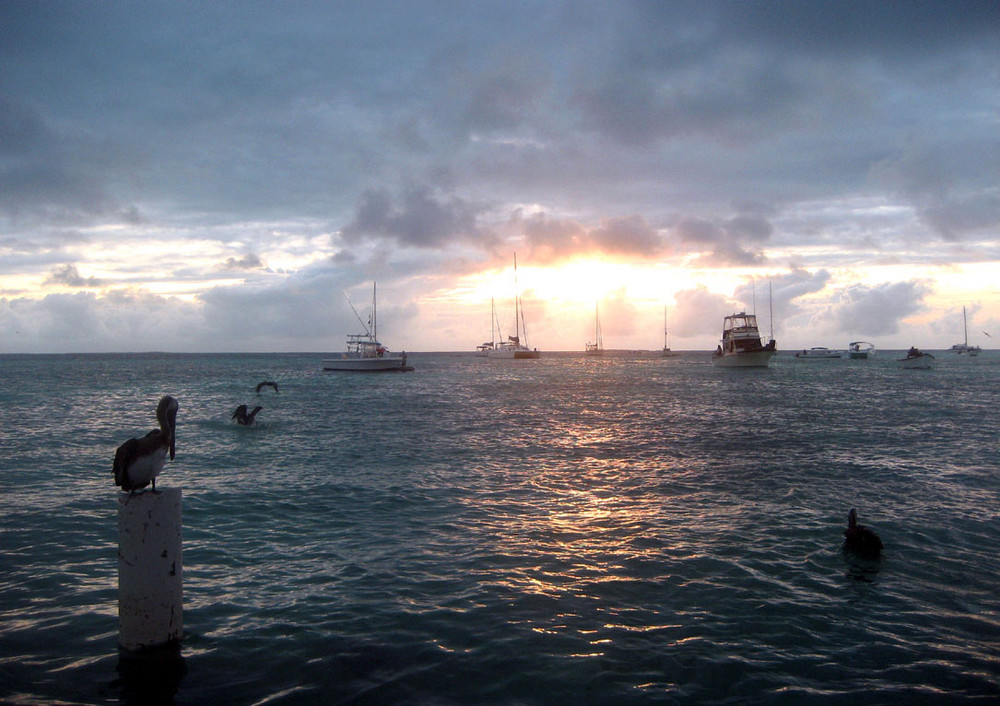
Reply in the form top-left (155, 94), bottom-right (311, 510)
top-left (158, 396), bottom-right (178, 460)
top-left (167, 407), bottom-right (177, 460)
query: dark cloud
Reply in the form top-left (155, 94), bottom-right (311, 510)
top-left (672, 215), bottom-right (772, 266)
top-left (340, 187), bottom-right (493, 249)
top-left (44, 264), bottom-right (105, 288)
top-left (220, 254), bottom-right (265, 271)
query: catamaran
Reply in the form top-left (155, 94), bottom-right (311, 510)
top-left (322, 283), bottom-right (411, 372)
top-left (585, 303), bottom-right (604, 356)
top-left (949, 306), bottom-right (981, 356)
top-left (489, 254), bottom-right (540, 359)
top-left (661, 306), bottom-right (678, 357)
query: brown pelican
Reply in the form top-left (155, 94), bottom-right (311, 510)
top-left (113, 395), bottom-right (178, 493)
top-left (232, 404), bottom-right (263, 425)
top-left (256, 381), bottom-right (279, 394)
top-left (843, 508), bottom-right (883, 559)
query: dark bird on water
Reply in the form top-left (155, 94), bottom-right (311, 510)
top-left (232, 404), bottom-right (263, 425)
top-left (113, 395), bottom-right (178, 493)
top-left (843, 508), bottom-right (883, 559)
top-left (256, 381), bottom-right (279, 394)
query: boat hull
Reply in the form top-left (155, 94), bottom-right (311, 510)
top-left (712, 350), bottom-right (776, 368)
top-left (322, 355), bottom-right (409, 372)
top-left (488, 347), bottom-right (540, 359)
top-left (899, 354), bottom-right (935, 370)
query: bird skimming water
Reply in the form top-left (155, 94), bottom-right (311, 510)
top-left (113, 395), bottom-right (178, 493)
top-left (256, 381), bottom-right (279, 394)
top-left (232, 404), bottom-right (263, 425)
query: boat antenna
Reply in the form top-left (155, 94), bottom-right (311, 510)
top-left (513, 252), bottom-right (520, 343)
top-left (768, 280), bottom-right (774, 343)
top-left (344, 290), bottom-right (372, 337)
top-left (752, 278), bottom-right (757, 316)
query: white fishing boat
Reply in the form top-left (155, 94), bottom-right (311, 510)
top-left (489, 254), bottom-right (541, 359)
top-left (585, 303), bottom-right (604, 356)
top-left (712, 311), bottom-right (776, 367)
top-left (794, 347), bottom-right (843, 359)
top-left (847, 341), bottom-right (876, 359)
top-left (899, 347), bottom-right (935, 370)
top-left (949, 306), bottom-right (981, 356)
top-left (661, 306), bottom-right (678, 357)
top-left (322, 283), bottom-right (412, 372)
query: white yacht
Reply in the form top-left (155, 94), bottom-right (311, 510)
top-left (712, 312), bottom-right (776, 367)
top-left (847, 341), bottom-right (876, 359)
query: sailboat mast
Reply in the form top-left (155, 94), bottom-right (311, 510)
top-left (372, 282), bottom-right (377, 340)
top-left (513, 253), bottom-right (520, 342)
top-left (964, 306), bottom-right (968, 346)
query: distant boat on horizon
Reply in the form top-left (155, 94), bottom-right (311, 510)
top-left (585, 302), bottom-right (604, 356)
top-left (488, 253), bottom-right (540, 359)
top-left (794, 347), bottom-right (843, 360)
top-left (661, 306), bottom-right (678, 357)
top-left (949, 306), bottom-right (981, 356)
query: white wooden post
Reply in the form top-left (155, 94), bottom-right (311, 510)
top-left (117, 488), bottom-right (183, 651)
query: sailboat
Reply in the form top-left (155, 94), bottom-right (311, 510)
top-left (488, 254), bottom-right (541, 359)
top-left (949, 306), bottom-right (981, 356)
top-left (322, 283), bottom-right (412, 372)
top-left (585, 303), bottom-right (604, 356)
top-left (661, 306), bottom-right (678, 357)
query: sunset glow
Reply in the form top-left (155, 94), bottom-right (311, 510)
top-left (1, 3), bottom-right (996, 353)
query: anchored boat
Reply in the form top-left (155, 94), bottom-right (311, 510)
top-left (323, 283), bottom-right (412, 372)
top-left (712, 311), bottom-right (777, 367)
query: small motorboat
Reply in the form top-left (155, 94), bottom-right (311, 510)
top-left (794, 347), bottom-right (843, 360)
top-left (899, 346), bottom-right (935, 370)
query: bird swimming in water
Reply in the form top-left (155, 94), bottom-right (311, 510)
top-left (843, 508), bottom-right (883, 559)
top-left (113, 395), bottom-right (178, 493)
top-left (256, 381), bottom-right (279, 394)
top-left (232, 404), bottom-right (263, 425)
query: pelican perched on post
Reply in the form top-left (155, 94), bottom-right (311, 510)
top-left (113, 395), bottom-right (178, 493)
top-left (232, 404), bottom-right (263, 426)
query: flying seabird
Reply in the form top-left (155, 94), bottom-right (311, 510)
top-left (843, 508), bottom-right (883, 559)
top-left (232, 404), bottom-right (263, 426)
top-left (113, 395), bottom-right (178, 493)
top-left (256, 381), bottom-right (279, 394)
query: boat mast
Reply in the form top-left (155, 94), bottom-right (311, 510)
top-left (963, 306), bottom-right (968, 346)
top-left (596, 302), bottom-right (601, 348)
top-left (769, 280), bottom-right (774, 343)
top-left (372, 282), bottom-right (377, 341)
top-left (513, 253), bottom-right (521, 344)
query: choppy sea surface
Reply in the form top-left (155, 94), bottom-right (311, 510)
top-left (1, 350), bottom-right (998, 705)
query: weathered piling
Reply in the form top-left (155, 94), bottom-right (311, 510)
top-left (117, 488), bottom-right (183, 651)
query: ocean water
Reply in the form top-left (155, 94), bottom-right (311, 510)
top-left (1, 351), bottom-right (998, 705)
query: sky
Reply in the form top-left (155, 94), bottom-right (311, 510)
top-left (1, 0), bottom-right (998, 354)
